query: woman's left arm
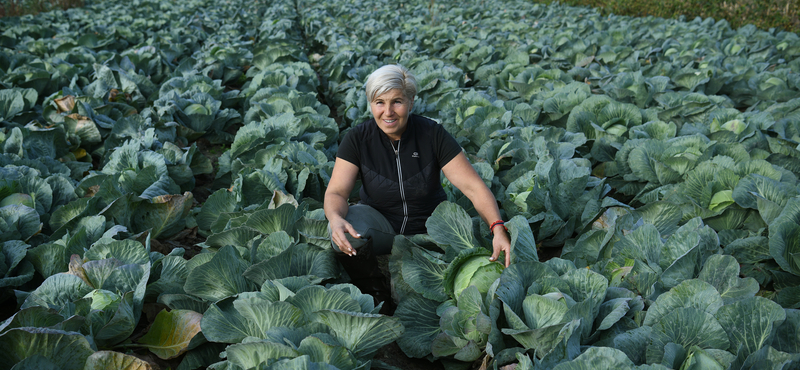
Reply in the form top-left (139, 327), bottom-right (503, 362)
top-left (441, 152), bottom-right (511, 267)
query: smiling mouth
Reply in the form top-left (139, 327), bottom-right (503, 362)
top-left (384, 119), bottom-right (397, 123)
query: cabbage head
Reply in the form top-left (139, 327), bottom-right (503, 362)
top-left (444, 248), bottom-right (504, 300)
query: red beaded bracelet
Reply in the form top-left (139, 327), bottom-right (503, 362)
top-left (489, 220), bottom-right (507, 235)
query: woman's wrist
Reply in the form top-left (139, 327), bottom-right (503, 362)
top-left (489, 220), bottom-right (507, 236)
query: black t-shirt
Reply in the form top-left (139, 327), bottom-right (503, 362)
top-left (337, 114), bottom-right (462, 234)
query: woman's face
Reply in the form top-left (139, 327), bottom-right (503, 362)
top-left (370, 89), bottom-right (412, 141)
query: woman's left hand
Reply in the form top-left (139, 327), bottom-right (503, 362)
top-left (489, 227), bottom-right (511, 267)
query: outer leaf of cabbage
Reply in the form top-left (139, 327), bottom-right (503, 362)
top-left (84, 351), bottom-right (154, 370)
top-left (769, 197), bottom-right (800, 276)
top-left (184, 246), bottom-right (254, 302)
top-left (0, 88), bottom-right (38, 120)
top-left (425, 201), bottom-right (478, 261)
top-left (203, 227), bottom-right (262, 250)
top-left (551, 346), bottom-right (635, 370)
top-left (645, 307), bottom-right (730, 364)
top-left (502, 319), bottom-right (581, 359)
top-left (643, 279), bottom-right (724, 327)
top-left (733, 345), bottom-right (800, 370)
top-left (0, 328), bottom-right (94, 370)
top-left (496, 261), bottom-right (565, 317)
top-left (261, 355), bottom-right (341, 370)
top-left (285, 285), bottom-right (362, 323)
top-left (506, 215), bottom-right (539, 263)
top-left (138, 309), bottom-right (203, 360)
top-left (715, 296), bottom-right (786, 358)
top-left (772, 309), bottom-right (800, 354)
top-left (697, 255), bottom-right (759, 305)
top-left (0, 205), bottom-right (41, 243)
top-left (315, 310), bottom-right (404, 358)
top-left (397, 242), bottom-right (449, 302)
top-left (0, 240), bottom-right (27, 278)
top-left (130, 192), bottom-right (193, 239)
top-left (201, 296), bottom-right (303, 343)
top-left (4, 355), bottom-right (62, 370)
top-left (394, 293), bottom-right (441, 358)
top-left (20, 273), bottom-right (93, 317)
top-left (296, 336), bottom-right (359, 370)
top-left (0, 306), bottom-right (84, 335)
top-left (243, 243), bottom-right (338, 286)
top-left (146, 255), bottom-right (189, 299)
top-left (84, 290), bottom-right (137, 348)
top-left (611, 326), bottom-right (652, 365)
top-left (225, 341), bottom-right (300, 369)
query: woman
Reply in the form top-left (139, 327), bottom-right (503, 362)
top-left (324, 65), bottom-right (511, 303)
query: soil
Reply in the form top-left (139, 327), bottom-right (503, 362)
top-left (538, 245), bottom-right (564, 262)
top-left (192, 138), bottom-right (227, 205)
top-left (149, 227), bottom-right (205, 259)
top-left (373, 342), bottom-right (444, 370)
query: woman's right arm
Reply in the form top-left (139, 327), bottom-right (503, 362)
top-left (324, 158), bottom-right (361, 256)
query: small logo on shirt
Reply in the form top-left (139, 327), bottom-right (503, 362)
top-left (412, 152), bottom-right (419, 158)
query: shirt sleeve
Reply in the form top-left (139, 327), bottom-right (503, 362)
top-left (434, 123), bottom-right (463, 168)
top-left (336, 128), bottom-right (361, 167)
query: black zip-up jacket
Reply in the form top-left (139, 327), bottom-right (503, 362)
top-left (337, 114), bottom-right (462, 234)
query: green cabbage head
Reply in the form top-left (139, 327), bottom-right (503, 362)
top-left (446, 248), bottom-right (505, 300)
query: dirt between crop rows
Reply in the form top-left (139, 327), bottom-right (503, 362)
top-left (373, 342), bottom-right (444, 370)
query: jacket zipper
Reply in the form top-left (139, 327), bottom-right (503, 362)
top-left (392, 140), bottom-right (409, 234)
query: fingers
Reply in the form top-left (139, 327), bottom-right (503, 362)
top-left (345, 223), bottom-right (361, 239)
top-left (336, 235), bottom-right (356, 256)
top-left (489, 249), bottom-right (500, 264)
top-left (489, 239), bottom-right (511, 267)
top-left (489, 248), bottom-right (511, 267)
top-left (334, 231), bottom-right (359, 256)
top-left (341, 245), bottom-right (358, 256)
top-left (332, 221), bottom-right (360, 256)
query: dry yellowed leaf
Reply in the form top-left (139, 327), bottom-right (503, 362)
top-left (55, 95), bottom-right (77, 113)
top-left (67, 254), bottom-right (92, 287)
top-left (84, 351), bottom-right (154, 370)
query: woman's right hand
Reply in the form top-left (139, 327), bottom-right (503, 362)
top-left (324, 158), bottom-right (361, 256)
top-left (329, 217), bottom-right (361, 256)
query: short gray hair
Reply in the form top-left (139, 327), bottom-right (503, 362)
top-left (365, 64), bottom-right (418, 103)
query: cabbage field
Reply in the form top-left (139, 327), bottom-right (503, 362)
top-left (2, 0), bottom-right (800, 368)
